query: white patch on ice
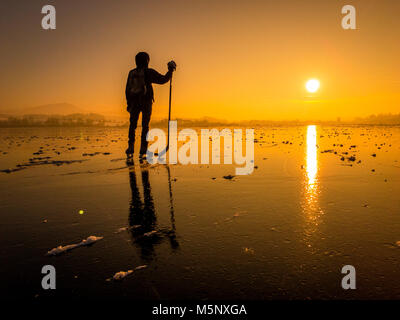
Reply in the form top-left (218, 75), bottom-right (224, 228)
top-left (135, 265), bottom-right (148, 270)
top-left (115, 225), bottom-right (141, 233)
top-left (143, 230), bottom-right (157, 237)
top-left (108, 265), bottom-right (147, 281)
top-left (113, 270), bottom-right (134, 280)
top-left (233, 210), bottom-right (247, 217)
top-left (46, 235), bottom-right (103, 256)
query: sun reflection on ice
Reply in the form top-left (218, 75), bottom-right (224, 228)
top-left (302, 125), bottom-right (324, 246)
top-left (306, 125), bottom-right (318, 186)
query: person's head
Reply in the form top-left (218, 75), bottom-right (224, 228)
top-left (135, 52), bottom-right (150, 68)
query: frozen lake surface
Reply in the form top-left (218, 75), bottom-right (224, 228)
top-left (0, 125), bottom-right (399, 299)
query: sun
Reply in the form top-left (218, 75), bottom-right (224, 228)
top-left (306, 79), bottom-right (320, 93)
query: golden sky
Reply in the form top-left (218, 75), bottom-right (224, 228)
top-left (1, 0), bottom-right (399, 120)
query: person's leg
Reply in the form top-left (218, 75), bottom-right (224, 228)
top-left (139, 101), bottom-right (153, 155)
top-left (127, 107), bottom-right (141, 154)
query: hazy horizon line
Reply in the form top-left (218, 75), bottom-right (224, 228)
top-left (1, 112), bottom-right (400, 126)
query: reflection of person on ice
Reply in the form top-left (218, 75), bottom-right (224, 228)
top-left (125, 52), bottom-right (176, 158)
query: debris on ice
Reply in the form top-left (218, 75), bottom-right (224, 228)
top-left (46, 235), bottom-right (103, 256)
top-left (143, 230), bottom-right (157, 237)
top-left (108, 265), bottom-right (148, 281)
top-left (112, 270), bottom-right (134, 281)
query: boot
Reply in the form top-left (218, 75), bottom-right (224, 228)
top-left (139, 152), bottom-right (146, 159)
top-left (125, 144), bottom-right (134, 157)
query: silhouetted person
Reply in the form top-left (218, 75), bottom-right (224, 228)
top-left (125, 52), bottom-right (176, 157)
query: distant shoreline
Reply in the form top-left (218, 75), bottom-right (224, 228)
top-left (1, 112), bottom-right (400, 128)
top-left (1, 123), bottom-right (399, 128)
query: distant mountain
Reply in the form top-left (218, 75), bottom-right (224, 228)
top-left (19, 103), bottom-right (85, 115)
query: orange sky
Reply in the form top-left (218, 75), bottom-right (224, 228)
top-left (1, 0), bottom-right (399, 120)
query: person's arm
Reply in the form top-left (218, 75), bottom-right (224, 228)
top-left (125, 70), bottom-right (133, 103)
top-left (147, 68), bottom-right (173, 85)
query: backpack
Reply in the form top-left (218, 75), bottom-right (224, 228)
top-left (129, 68), bottom-right (147, 97)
